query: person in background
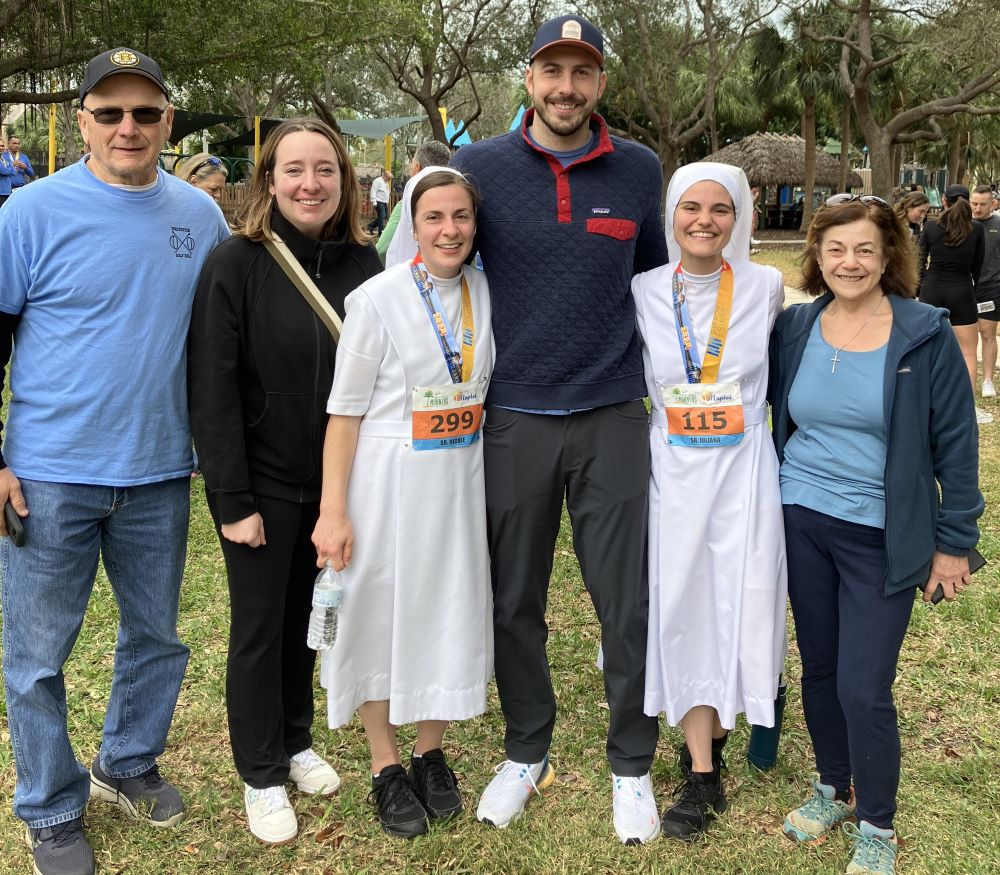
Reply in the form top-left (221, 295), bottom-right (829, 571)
top-left (175, 152), bottom-right (228, 199)
top-left (312, 170), bottom-right (493, 839)
top-left (917, 184), bottom-right (988, 422)
top-left (3, 136), bottom-right (37, 192)
top-left (893, 190), bottom-right (929, 241)
top-left (771, 194), bottom-right (981, 875)
top-left (971, 185), bottom-right (1000, 399)
top-left (377, 139), bottom-right (452, 264)
top-left (0, 48), bottom-right (229, 875)
top-left (368, 167), bottom-right (391, 233)
top-left (0, 137), bottom-right (13, 207)
top-left (188, 118), bottom-right (381, 846)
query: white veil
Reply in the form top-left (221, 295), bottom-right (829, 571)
top-left (664, 162), bottom-right (754, 264)
top-left (384, 165), bottom-right (465, 268)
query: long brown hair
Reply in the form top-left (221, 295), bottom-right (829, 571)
top-left (238, 117), bottom-right (368, 245)
top-left (938, 196), bottom-right (973, 247)
top-left (800, 200), bottom-right (917, 299)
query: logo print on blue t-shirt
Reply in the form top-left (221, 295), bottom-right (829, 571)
top-left (169, 227), bottom-right (194, 258)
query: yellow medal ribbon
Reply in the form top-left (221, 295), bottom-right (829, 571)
top-left (671, 260), bottom-right (734, 383)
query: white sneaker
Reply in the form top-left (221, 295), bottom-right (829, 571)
top-left (976, 406), bottom-right (994, 425)
top-left (982, 379), bottom-right (996, 398)
top-left (612, 772), bottom-right (660, 844)
top-left (244, 784), bottom-right (297, 844)
top-left (476, 757), bottom-right (555, 828)
top-left (289, 748), bottom-right (340, 795)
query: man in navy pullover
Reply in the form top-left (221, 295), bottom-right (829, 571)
top-left (452, 15), bottom-right (668, 844)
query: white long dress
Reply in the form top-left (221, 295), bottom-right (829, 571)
top-left (634, 259), bottom-right (787, 729)
top-left (320, 262), bottom-right (494, 728)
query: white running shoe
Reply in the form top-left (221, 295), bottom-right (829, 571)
top-left (289, 748), bottom-right (340, 795)
top-left (982, 379), bottom-right (996, 398)
top-left (976, 406), bottom-right (994, 425)
top-left (244, 784), bottom-right (297, 844)
top-left (612, 772), bottom-right (660, 845)
top-left (476, 757), bottom-right (555, 828)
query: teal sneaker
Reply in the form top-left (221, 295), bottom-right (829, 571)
top-left (783, 781), bottom-right (855, 844)
top-left (844, 820), bottom-right (898, 874)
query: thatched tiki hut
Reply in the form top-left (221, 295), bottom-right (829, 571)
top-left (699, 133), bottom-right (864, 231)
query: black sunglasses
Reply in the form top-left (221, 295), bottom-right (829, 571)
top-left (82, 105), bottom-right (166, 125)
top-left (824, 193), bottom-right (891, 210)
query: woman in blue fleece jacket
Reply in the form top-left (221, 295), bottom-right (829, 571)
top-left (768, 195), bottom-right (982, 875)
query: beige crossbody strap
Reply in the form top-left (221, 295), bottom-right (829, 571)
top-left (264, 235), bottom-right (343, 342)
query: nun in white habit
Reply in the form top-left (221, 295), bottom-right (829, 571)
top-left (631, 162), bottom-right (787, 839)
top-left (384, 165), bottom-right (463, 268)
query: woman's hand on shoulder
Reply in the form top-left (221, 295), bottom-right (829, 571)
top-left (221, 513), bottom-right (266, 548)
top-left (312, 510), bottom-right (354, 572)
top-left (922, 550), bottom-right (972, 602)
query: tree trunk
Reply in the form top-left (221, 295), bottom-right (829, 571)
top-left (839, 99), bottom-right (851, 192)
top-left (955, 128), bottom-right (969, 184)
top-left (947, 131), bottom-right (961, 185)
top-left (801, 97), bottom-right (817, 232)
top-left (890, 143), bottom-right (903, 192)
top-left (868, 133), bottom-right (896, 199)
top-left (660, 145), bottom-right (682, 224)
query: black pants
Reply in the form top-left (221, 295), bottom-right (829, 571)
top-left (208, 492), bottom-right (320, 788)
top-left (784, 504), bottom-right (914, 829)
top-left (484, 402), bottom-right (658, 775)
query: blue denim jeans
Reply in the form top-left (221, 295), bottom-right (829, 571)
top-left (1, 477), bottom-right (191, 828)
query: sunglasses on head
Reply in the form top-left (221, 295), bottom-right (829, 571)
top-left (82, 105), bottom-right (165, 125)
top-left (193, 156), bottom-right (224, 172)
top-left (824, 193), bottom-right (891, 210)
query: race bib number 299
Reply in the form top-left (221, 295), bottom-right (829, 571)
top-left (411, 380), bottom-right (485, 451)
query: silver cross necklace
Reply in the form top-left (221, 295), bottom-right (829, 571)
top-left (827, 294), bottom-right (883, 373)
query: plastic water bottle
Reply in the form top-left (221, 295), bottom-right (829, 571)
top-left (307, 562), bottom-right (343, 651)
top-left (747, 680), bottom-right (787, 770)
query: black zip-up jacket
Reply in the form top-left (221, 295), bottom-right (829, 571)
top-left (188, 210), bottom-right (382, 523)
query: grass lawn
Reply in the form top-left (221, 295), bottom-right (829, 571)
top-left (2, 299), bottom-right (998, 872)
top-left (753, 246), bottom-right (804, 289)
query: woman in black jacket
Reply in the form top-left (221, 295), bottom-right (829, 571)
top-left (188, 118), bottom-right (381, 844)
top-left (917, 184), bottom-right (986, 420)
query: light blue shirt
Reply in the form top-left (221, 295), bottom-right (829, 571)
top-left (780, 318), bottom-right (888, 527)
top-left (0, 159), bottom-right (230, 485)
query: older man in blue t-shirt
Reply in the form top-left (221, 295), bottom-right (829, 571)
top-left (0, 49), bottom-right (228, 875)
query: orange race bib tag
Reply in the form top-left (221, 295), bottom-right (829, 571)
top-left (659, 382), bottom-right (745, 448)
top-left (411, 380), bottom-right (485, 451)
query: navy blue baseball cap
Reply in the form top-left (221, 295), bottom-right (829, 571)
top-left (529, 15), bottom-right (605, 67)
top-left (80, 48), bottom-right (168, 101)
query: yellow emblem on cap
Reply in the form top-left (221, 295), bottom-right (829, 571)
top-left (561, 21), bottom-right (583, 40)
top-left (110, 50), bottom-right (139, 67)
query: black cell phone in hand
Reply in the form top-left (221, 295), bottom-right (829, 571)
top-left (4, 500), bottom-right (25, 547)
top-left (926, 547), bottom-right (986, 604)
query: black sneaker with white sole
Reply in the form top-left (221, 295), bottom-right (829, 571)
top-left (408, 748), bottom-right (463, 820)
top-left (90, 757), bottom-right (185, 827)
top-left (25, 816), bottom-right (94, 875)
top-left (369, 764), bottom-right (429, 838)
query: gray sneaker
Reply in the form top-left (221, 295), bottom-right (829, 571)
top-left (90, 757), bottom-right (185, 827)
top-left (25, 817), bottom-right (95, 875)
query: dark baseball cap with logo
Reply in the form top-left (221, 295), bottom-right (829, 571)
top-left (79, 48), bottom-right (169, 101)
top-left (944, 184), bottom-right (970, 202)
top-left (529, 15), bottom-right (605, 68)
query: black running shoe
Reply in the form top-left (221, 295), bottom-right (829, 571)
top-left (409, 748), bottom-right (463, 820)
top-left (661, 769), bottom-right (727, 841)
top-left (90, 757), bottom-right (185, 827)
top-left (25, 817), bottom-right (95, 875)
top-left (369, 764), bottom-right (428, 838)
